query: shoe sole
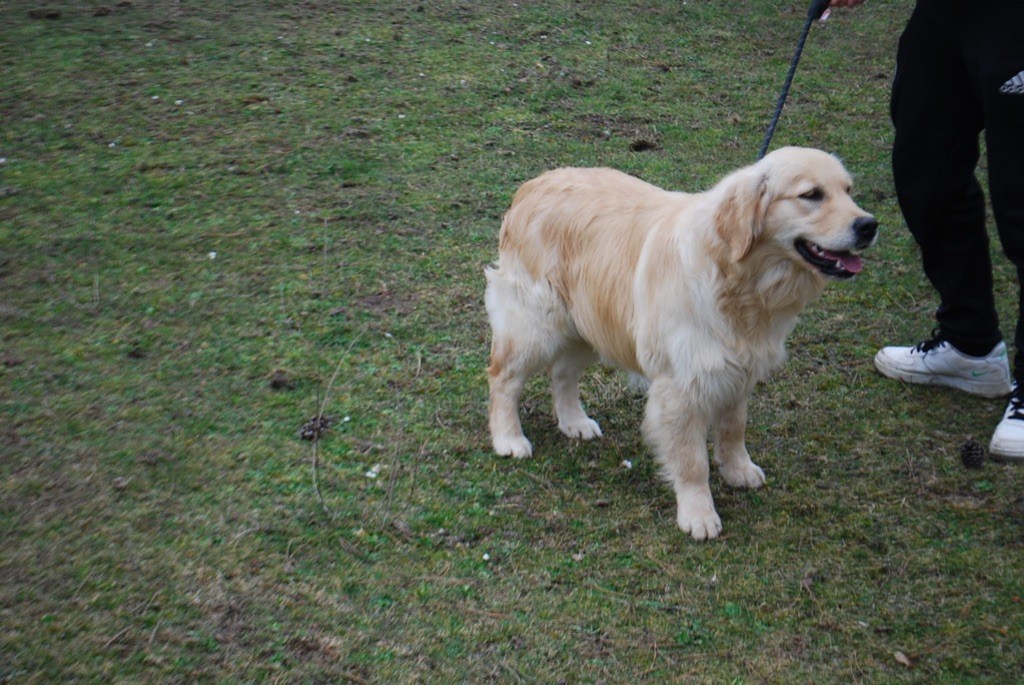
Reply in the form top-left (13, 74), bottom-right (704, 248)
top-left (988, 442), bottom-right (1024, 461)
top-left (989, 450), bottom-right (1024, 462)
top-left (874, 355), bottom-right (1012, 398)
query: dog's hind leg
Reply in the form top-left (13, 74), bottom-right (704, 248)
top-left (485, 267), bottom-right (560, 458)
top-left (550, 343), bottom-right (602, 441)
top-left (712, 396), bottom-right (766, 489)
top-left (643, 377), bottom-right (722, 540)
top-left (488, 352), bottom-right (535, 458)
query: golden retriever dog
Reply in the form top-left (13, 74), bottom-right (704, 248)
top-left (485, 147), bottom-right (877, 540)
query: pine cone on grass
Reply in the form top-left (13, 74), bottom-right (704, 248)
top-left (960, 439), bottom-right (986, 470)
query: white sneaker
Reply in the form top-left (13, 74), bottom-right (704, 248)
top-left (874, 334), bottom-right (1012, 398)
top-left (990, 384), bottom-right (1024, 461)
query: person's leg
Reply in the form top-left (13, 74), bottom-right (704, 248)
top-left (874, 1), bottom-right (1013, 396)
top-left (961, 1), bottom-right (1024, 458)
top-left (890, 1), bottom-right (1002, 355)
top-left (963, 1), bottom-right (1024, 383)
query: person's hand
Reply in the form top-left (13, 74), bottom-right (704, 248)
top-left (829, 0), bottom-right (867, 7)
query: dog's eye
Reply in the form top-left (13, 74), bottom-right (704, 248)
top-left (800, 188), bottom-right (824, 201)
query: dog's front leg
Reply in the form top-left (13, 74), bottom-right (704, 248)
top-left (712, 396), bottom-right (766, 489)
top-left (643, 378), bottom-right (721, 540)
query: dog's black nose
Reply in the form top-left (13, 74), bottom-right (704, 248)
top-left (852, 216), bottom-right (878, 249)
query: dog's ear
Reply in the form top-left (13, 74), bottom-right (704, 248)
top-left (714, 170), bottom-right (769, 262)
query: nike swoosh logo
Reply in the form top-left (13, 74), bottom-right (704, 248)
top-left (971, 370), bottom-right (995, 377)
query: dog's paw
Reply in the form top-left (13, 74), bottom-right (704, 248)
top-left (675, 490), bottom-right (722, 540)
top-left (558, 417), bottom-right (603, 441)
top-left (493, 434), bottom-right (533, 459)
top-left (678, 507), bottom-right (723, 541)
top-left (719, 460), bottom-right (766, 489)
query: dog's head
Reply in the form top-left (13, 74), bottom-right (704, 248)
top-left (714, 147), bottom-right (877, 280)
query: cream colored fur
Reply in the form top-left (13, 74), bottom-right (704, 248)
top-left (485, 147), bottom-right (876, 540)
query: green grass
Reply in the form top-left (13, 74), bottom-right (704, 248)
top-left (2, 0), bottom-right (1023, 682)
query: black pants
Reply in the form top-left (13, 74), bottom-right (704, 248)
top-left (892, 0), bottom-right (1024, 376)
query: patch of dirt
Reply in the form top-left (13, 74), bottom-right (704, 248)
top-left (28, 9), bottom-right (61, 20)
top-left (215, 601), bottom-right (248, 647)
top-left (2, 426), bottom-right (23, 447)
top-left (299, 415), bottom-right (333, 441)
top-left (268, 369), bottom-right (296, 390)
top-left (629, 139), bottom-right (660, 152)
top-left (565, 113), bottom-right (661, 149)
top-left (284, 633), bottom-right (357, 668)
top-left (331, 287), bottom-right (419, 318)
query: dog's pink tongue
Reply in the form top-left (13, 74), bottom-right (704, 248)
top-left (826, 249), bottom-right (863, 274)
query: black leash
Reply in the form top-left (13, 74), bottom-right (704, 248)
top-left (757, 0), bottom-right (832, 160)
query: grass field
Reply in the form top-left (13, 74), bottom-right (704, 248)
top-left (3, 0), bottom-right (1023, 682)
